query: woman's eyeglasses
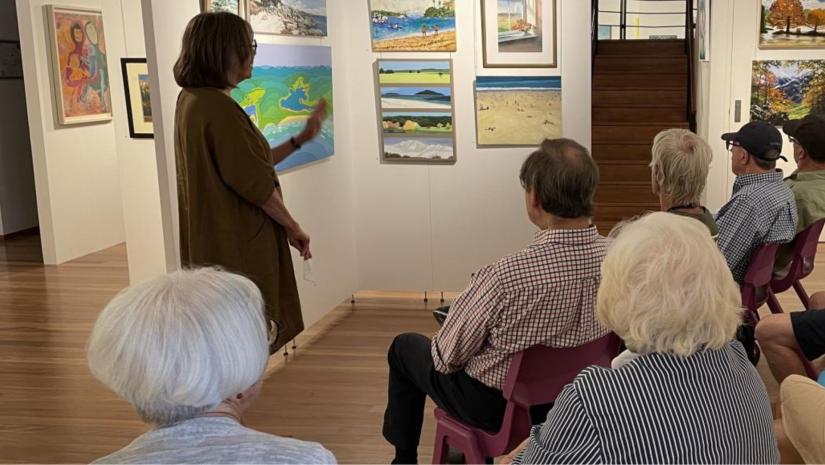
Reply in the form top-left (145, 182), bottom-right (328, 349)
top-left (267, 319), bottom-right (281, 346)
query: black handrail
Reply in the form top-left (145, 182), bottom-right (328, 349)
top-left (685, 0), bottom-right (697, 131)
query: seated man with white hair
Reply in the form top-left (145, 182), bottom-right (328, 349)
top-left (505, 213), bottom-right (778, 464)
top-left (87, 268), bottom-right (336, 464)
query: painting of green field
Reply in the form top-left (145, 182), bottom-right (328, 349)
top-left (383, 112), bottom-right (452, 135)
top-left (377, 59), bottom-right (451, 85)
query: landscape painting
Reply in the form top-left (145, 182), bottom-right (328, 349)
top-left (760, 0), bottom-right (825, 48)
top-left (232, 44), bottom-right (334, 172)
top-left (382, 112), bottom-right (452, 135)
top-left (751, 60), bottom-right (825, 126)
top-left (481, 0), bottom-right (557, 68)
top-left (248, 0), bottom-right (327, 37)
top-left (475, 76), bottom-right (561, 146)
top-left (121, 58), bottom-right (153, 138)
top-left (369, 0), bottom-right (456, 51)
top-left (47, 6), bottom-right (112, 125)
top-left (377, 60), bottom-right (451, 85)
top-left (380, 86), bottom-right (452, 109)
top-left (383, 137), bottom-right (455, 162)
top-left (201, 0), bottom-right (242, 15)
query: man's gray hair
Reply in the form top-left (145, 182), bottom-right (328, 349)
top-left (87, 268), bottom-right (269, 426)
top-left (650, 129), bottom-right (712, 206)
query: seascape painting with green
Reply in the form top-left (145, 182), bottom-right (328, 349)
top-left (377, 60), bottom-right (451, 85)
top-left (751, 60), bottom-right (825, 126)
top-left (369, 0), bottom-right (456, 51)
top-left (232, 43), bottom-right (333, 172)
top-left (760, 0), bottom-right (825, 48)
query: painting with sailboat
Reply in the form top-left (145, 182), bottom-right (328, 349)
top-left (369, 0), bottom-right (456, 51)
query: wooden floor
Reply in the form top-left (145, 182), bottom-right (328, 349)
top-left (0, 231), bottom-right (823, 463)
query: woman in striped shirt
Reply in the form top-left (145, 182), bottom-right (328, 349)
top-left (509, 212), bottom-right (779, 464)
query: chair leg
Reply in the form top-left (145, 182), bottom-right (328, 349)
top-left (793, 281), bottom-right (811, 310)
top-left (767, 291), bottom-right (784, 314)
top-left (432, 430), bottom-right (449, 465)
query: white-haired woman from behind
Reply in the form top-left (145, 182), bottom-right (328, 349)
top-left (87, 268), bottom-right (336, 464)
top-left (506, 213), bottom-right (778, 464)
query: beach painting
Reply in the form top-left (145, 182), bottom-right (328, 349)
top-left (382, 111), bottom-right (452, 135)
top-left (248, 0), bottom-right (327, 37)
top-left (760, 0), bottom-right (825, 49)
top-left (369, 0), bottom-right (456, 51)
top-left (380, 86), bottom-right (452, 110)
top-left (377, 60), bottom-right (451, 85)
top-left (232, 44), bottom-right (334, 172)
top-left (481, 0), bottom-right (557, 68)
top-left (475, 76), bottom-right (561, 147)
top-left (751, 60), bottom-right (825, 126)
top-left (383, 137), bottom-right (455, 162)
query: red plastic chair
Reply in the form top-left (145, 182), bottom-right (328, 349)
top-left (430, 333), bottom-right (621, 465)
top-left (769, 219), bottom-right (825, 311)
top-left (741, 243), bottom-right (779, 324)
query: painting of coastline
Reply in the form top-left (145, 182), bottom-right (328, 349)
top-left (232, 44), bottom-right (333, 172)
top-left (369, 0), bottom-right (456, 51)
top-left (751, 60), bottom-right (825, 126)
top-left (201, 0), bottom-right (242, 15)
top-left (760, 0), bottom-right (825, 48)
top-left (377, 60), bottom-right (451, 85)
top-left (475, 76), bottom-right (561, 146)
top-left (248, 0), bottom-right (327, 37)
top-left (382, 112), bottom-right (452, 135)
top-left (383, 137), bottom-right (455, 162)
top-left (381, 86), bottom-right (451, 109)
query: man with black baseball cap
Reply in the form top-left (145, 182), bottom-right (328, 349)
top-left (756, 115), bottom-right (825, 384)
top-left (716, 121), bottom-right (798, 285)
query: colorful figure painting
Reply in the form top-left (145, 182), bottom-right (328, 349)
top-left (232, 44), bottom-right (333, 172)
top-left (369, 0), bottom-right (456, 52)
top-left (248, 0), bottom-right (327, 37)
top-left (475, 76), bottom-right (561, 147)
top-left (751, 60), bottom-right (825, 126)
top-left (760, 0), bottom-right (825, 49)
top-left (375, 59), bottom-right (455, 164)
top-left (47, 6), bottom-right (111, 125)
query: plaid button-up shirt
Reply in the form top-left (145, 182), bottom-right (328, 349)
top-left (716, 170), bottom-right (798, 284)
top-left (431, 226), bottom-right (610, 390)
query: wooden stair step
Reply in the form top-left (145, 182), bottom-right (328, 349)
top-left (596, 39), bottom-right (686, 56)
top-left (594, 73), bottom-right (686, 89)
top-left (593, 89), bottom-right (687, 108)
top-left (593, 123), bottom-right (689, 144)
top-left (592, 143), bottom-right (653, 162)
top-left (593, 107), bottom-right (688, 124)
top-left (595, 56), bottom-right (688, 74)
top-left (594, 182), bottom-right (659, 204)
top-left (597, 162), bottom-right (651, 183)
top-left (594, 203), bottom-right (660, 222)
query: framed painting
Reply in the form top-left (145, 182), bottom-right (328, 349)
top-left (474, 76), bottom-right (561, 147)
top-left (247, 0), bottom-right (327, 37)
top-left (751, 60), bottom-right (825, 126)
top-left (369, 0), bottom-right (457, 52)
top-left (201, 0), bottom-right (244, 15)
top-left (0, 40), bottom-right (23, 79)
top-left (760, 0), bottom-right (825, 49)
top-left (120, 58), bottom-right (153, 139)
top-left (697, 0), bottom-right (710, 61)
top-left (480, 0), bottom-right (557, 68)
top-left (231, 44), bottom-right (334, 172)
top-left (374, 59), bottom-right (456, 164)
top-left (46, 6), bottom-right (112, 125)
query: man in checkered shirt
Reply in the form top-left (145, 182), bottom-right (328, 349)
top-left (717, 122), bottom-right (798, 285)
top-left (382, 139), bottom-right (610, 464)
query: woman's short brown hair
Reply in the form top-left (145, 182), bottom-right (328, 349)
top-left (173, 12), bottom-right (253, 89)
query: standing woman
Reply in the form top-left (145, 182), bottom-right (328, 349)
top-left (173, 12), bottom-right (326, 351)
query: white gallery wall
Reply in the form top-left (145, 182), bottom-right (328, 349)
top-left (0, 0), bottom-right (38, 237)
top-left (17, 0), bottom-right (125, 263)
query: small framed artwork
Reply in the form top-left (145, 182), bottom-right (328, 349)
top-left (46, 5), bottom-right (112, 126)
top-left (369, 0), bottom-right (456, 52)
top-left (247, 0), bottom-right (327, 37)
top-left (120, 58), bottom-right (153, 139)
top-left (374, 59), bottom-right (456, 164)
top-left (759, 0), bottom-right (825, 49)
top-left (201, 0), bottom-right (244, 16)
top-left (751, 60), bottom-right (825, 126)
top-left (480, 0), bottom-right (557, 68)
top-left (0, 40), bottom-right (23, 79)
top-left (696, 0), bottom-right (709, 61)
top-left (474, 76), bottom-right (561, 147)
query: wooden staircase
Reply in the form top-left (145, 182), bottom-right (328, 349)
top-left (592, 39), bottom-right (690, 233)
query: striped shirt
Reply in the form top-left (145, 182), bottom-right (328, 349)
top-left (514, 342), bottom-right (779, 464)
top-left (431, 226), bottom-right (609, 390)
top-left (716, 170), bottom-right (797, 283)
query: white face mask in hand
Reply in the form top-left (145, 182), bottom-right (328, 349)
top-left (302, 259), bottom-right (318, 287)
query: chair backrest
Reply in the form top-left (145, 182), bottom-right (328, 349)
top-left (782, 219), bottom-right (825, 285)
top-left (503, 333), bottom-right (622, 408)
top-left (741, 243), bottom-right (779, 315)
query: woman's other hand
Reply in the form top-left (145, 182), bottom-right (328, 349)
top-left (297, 99), bottom-right (328, 144)
top-left (286, 225), bottom-right (312, 260)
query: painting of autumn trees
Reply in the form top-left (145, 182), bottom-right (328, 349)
top-left (751, 60), bottom-right (825, 126)
top-left (761, 0), bottom-right (825, 48)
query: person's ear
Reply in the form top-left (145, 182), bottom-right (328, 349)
top-left (527, 189), bottom-right (541, 209)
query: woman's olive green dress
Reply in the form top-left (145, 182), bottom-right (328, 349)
top-left (175, 87), bottom-right (303, 350)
